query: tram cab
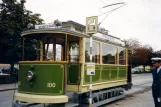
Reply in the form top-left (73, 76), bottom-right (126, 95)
top-left (14, 22), bottom-right (85, 104)
top-left (14, 21), bottom-right (130, 107)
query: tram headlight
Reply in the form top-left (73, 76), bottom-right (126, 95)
top-left (26, 71), bottom-right (34, 81)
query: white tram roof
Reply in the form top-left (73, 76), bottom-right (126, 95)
top-left (22, 20), bottom-right (126, 47)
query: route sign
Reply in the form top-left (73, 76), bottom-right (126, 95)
top-left (86, 16), bottom-right (98, 34)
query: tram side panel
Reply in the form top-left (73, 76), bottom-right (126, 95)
top-left (83, 65), bottom-right (127, 87)
top-left (66, 65), bottom-right (128, 93)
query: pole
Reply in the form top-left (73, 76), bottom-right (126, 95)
top-left (89, 34), bottom-right (93, 107)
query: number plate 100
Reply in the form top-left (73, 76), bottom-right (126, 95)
top-left (47, 83), bottom-right (56, 88)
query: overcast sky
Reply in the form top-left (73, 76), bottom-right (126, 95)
top-left (7, 0), bottom-right (161, 51)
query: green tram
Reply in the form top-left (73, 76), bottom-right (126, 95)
top-left (14, 21), bottom-right (132, 107)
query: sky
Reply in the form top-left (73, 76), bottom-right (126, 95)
top-left (6, 0), bottom-right (161, 51)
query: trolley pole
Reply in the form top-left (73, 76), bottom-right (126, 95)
top-left (86, 16), bottom-right (98, 107)
top-left (89, 34), bottom-right (93, 107)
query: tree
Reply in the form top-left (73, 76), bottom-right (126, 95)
top-left (0, 0), bottom-right (43, 70)
top-left (126, 38), bottom-right (154, 71)
top-left (126, 38), bottom-right (141, 50)
top-left (152, 50), bottom-right (161, 59)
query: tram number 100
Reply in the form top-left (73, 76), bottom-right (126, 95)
top-left (47, 83), bottom-right (56, 88)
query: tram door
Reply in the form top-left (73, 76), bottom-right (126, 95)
top-left (67, 37), bottom-right (81, 88)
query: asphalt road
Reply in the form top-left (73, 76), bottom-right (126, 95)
top-left (0, 90), bottom-right (14, 107)
top-left (0, 74), bottom-right (152, 107)
top-left (132, 74), bottom-right (152, 86)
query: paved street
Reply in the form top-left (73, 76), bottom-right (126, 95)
top-left (106, 90), bottom-right (154, 107)
top-left (0, 73), bottom-right (153, 107)
top-left (125, 73), bottom-right (152, 95)
top-left (0, 90), bottom-right (15, 107)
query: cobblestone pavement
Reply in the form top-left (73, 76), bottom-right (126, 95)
top-left (105, 90), bottom-right (154, 107)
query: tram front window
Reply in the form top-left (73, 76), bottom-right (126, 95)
top-left (44, 38), bottom-right (65, 61)
top-left (23, 38), bottom-right (40, 61)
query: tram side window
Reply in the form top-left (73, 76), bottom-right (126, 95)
top-left (85, 40), bottom-right (100, 64)
top-left (102, 44), bottom-right (117, 64)
top-left (69, 42), bottom-right (79, 63)
top-left (119, 48), bottom-right (126, 65)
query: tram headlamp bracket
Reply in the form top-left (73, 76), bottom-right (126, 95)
top-left (26, 71), bottom-right (34, 81)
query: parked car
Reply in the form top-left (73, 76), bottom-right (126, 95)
top-left (0, 64), bottom-right (18, 83)
top-left (0, 69), bottom-right (10, 76)
top-left (1, 66), bottom-right (18, 76)
top-left (0, 69), bottom-right (10, 84)
top-left (131, 67), bottom-right (143, 73)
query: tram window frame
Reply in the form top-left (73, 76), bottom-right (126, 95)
top-left (102, 43), bottom-right (117, 64)
top-left (118, 47), bottom-right (126, 65)
top-left (85, 39), bottom-right (100, 64)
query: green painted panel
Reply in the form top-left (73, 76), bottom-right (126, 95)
top-left (18, 64), bottom-right (64, 95)
top-left (101, 66), bottom-right (118, 81)
top-left (119, 66), bottom-right (127, 69)
top-left (101, 69), bottom-right (110, 81)
top-left (67, 64), bottom-right (80, 85)
top-left (83, 65), bottom-right (128, 84)
top-left (118, 67), bottom-right (127, 78)
top-left (110, 69), bottom-right (118, 79)
top-left (84, 65), bottom-right (101, 84)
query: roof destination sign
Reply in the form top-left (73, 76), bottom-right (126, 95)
top-left (35, 20), bottom-right (62, 29)
top-left (35, 23), bottom-right (60, 29)
top-left (86, 16), bottom-right (98, 34)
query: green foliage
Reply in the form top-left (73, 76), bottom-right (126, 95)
top-left (0, 0), bottom-right (44, 64)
